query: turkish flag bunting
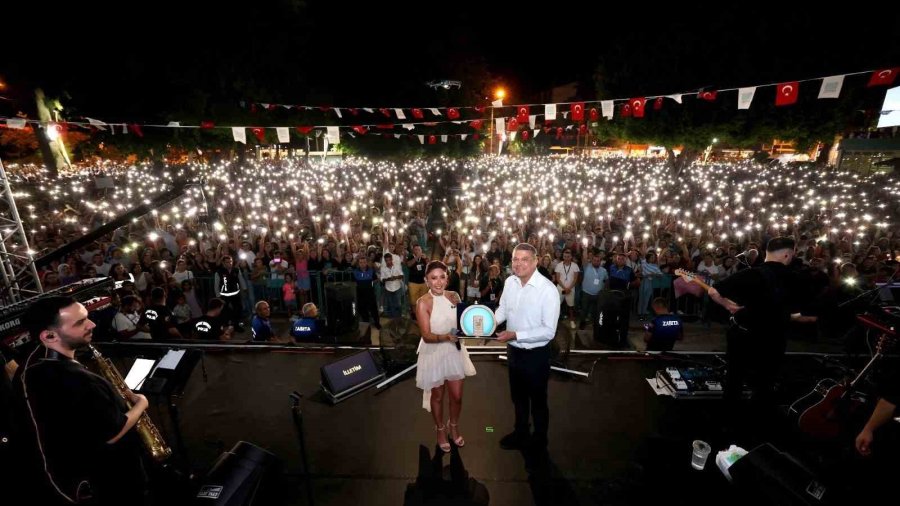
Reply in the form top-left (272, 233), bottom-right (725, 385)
top-left (376, 124), bottom-right (393, 130)
top-left (317, 106), bottom-right (331, 112)
top-left (653, 97), bottom-right (664, 111)
top-left (578, 124), bottom-right (587, 135)
top-left (428, 135), bottom-right (437, 145)
top-left (516, 106), bottom-right (529, 124)
top-left (507, 118), bottom-right (519, 131)
top-left (589, 108), bottom-right (599, 121)
top-left (543, 127), bottom-right (551, 134)
top-left (348, 108), bottom-right (359, 116)
top-left (447, 108), bottom-right (460, 120)
top-left (251, 127), bottom-right (265, 142)
top-left (474, 105), bottom-right (486, 114)
top-left (201, 121), bottom-right (215, 129)
top-left (556, 127), bottom-right (563, 140)
top-left (621, 103), bottom-right (632, 118)
top-left (521, 130), bottom-right (530, 141)
top-left (631, 98), bottom-right (647, 118)
top-left (352, 126), bottom-right (368, 135)
top-left (266, 104), bottom-right (277, 111)
top-left (128, 124), bottom-right (143, 137)
top-left (775, 81), bottom-right (799, 106)
top-left (412, 108), bottom-right (424, 119)
top-left (296, 126), bottom-right (314, 135)
top-left (379, 108), bottom-right (392, 117)
top-left (867, 68), bottom-right (899, 87)
top-left (382, 133), bottom-right (391, 139)
top-left (699, 90), bottom-right (717, 102)
top-left (570, 102), bottom-right (585, 122)
top-left (470, 119), bottom-right (483, 129)
top-left (250, 104), bottom-right (258, 114)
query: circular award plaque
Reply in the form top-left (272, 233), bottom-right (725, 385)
top-left (459, 304), bottom-right (497, 337)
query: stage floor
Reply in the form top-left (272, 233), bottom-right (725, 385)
top-left (116, 347), bottom-right (897, 505)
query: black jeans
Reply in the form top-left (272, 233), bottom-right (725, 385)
top-left (221, 294), bottom-right (244, 326)
top-left (508, 343), bottom-right (551, 442)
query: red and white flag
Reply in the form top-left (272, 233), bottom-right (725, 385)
top-left (516, 106), bottom-right (529, 125)
top-left (775, 82), bottom-right (799, 106)
top-left (867, 68), bottom-right (899, 87)
top-left (630, 98), bottom-right (647, 118)
top-left (571, 102), bottom-right (585, 121)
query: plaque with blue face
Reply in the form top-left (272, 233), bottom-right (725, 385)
top-left (458, 304), bottom-right (497, 337)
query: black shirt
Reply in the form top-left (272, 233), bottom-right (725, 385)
top-left (193, 314), bottom-right (226, 340)
top-left (715, 261), bottom-right (800, 340)
top-left (12, 352), bottom-right (145, 505)
top-left (217, 266), bottom-right (242, 295)
top-left (407, 254), bottom-right (428, 284)
top-left (142, 304), bottom-right (174, 340)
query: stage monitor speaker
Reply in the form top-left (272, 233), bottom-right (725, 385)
top-left (729, 443), bottom-right (827, 505)
top-left (320, 349), bottom-right (385, 404)
top-left (325, 282), bottom-right (358, 335)
top-left (193, 441), bottom-right (279, 506)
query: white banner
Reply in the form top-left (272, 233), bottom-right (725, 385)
top-left (544, 104), bottom-right (556, 120)
top-left (441, 135), bottom-right (448, 143)
top-left (601, 100), bottom-right (614, 119)
top-left (232, 127), bottom-right (246, 144)
top-left (395, 108), bottom-right (406, 119)
top-left (818, 75), bottom-right (844, 99)
top-left (417, 135), bottom-right (425, 144)
top-left (737, 87), bottom-right (756, 110)
top-left (326, 126), bottom-right (340, 144)
top-left (529, 115), bottom-right (537, 129)
top-left (495, 118), bottom-right (505, 133)
top-left (276, 127), bottom-right (290, 143)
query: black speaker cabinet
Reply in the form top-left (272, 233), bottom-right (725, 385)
top-left (325, 282), bottom-right (358, 335)
top-left (193, 441), bottom-right (279, 505)
top-left (320, 349), bottom-right (385, 404)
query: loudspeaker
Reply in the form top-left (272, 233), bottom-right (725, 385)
top-left (193, 441), bottom-right (279, 505)
top-left (729, 443), bottom-right (827, 505)
top-left (593, 290), bottom-right (630, 345)
top-left (320, 349), bottom-right (385, 404)
top-left (325, 282), bottom-right (358, 335)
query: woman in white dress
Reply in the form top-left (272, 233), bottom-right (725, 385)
top-left (416, 261), bottom-right (476, 452)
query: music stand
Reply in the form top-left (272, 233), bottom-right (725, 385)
top-left (140, 348), bottom-right (204, 472)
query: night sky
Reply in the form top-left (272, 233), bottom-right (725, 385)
top-left (3, 3), bottom-right (899, 119)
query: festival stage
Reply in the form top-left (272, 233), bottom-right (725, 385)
top-left (101, 343), bottom-right (897, 506)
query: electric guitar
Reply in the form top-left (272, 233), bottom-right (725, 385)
top-left (674, 268), bottom-right (713, 292)
top-left (792, 328), bottom-right (896, 440)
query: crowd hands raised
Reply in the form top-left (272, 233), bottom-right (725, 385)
top-left (5, 156), bottom-right (900, 344)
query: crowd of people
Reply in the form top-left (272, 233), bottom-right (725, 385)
top-left (1, 156), bottom-right (898, 344)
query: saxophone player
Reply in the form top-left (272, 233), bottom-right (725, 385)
top-left (11, 296), bottom-right (149, 505)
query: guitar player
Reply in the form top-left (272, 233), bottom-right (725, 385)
top-left (856, 366), bottom-right (899, 457)
top-left (706, 237), bottom-right (815, 428)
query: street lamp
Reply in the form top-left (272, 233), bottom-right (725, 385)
top-left (489, 87), bottom-right (505, 156)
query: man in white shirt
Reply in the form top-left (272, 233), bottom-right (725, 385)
top-left (112, 295), bottom-right (152, 340)
top-left (553, 248), bottom-right (580, 328)
top-left (379, 253), bottom-right (404, 318)
top-left (495, 243), bottom-right (560, 452)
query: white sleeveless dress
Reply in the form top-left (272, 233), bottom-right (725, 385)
top-left (416, 292), bottom-right (476, 411)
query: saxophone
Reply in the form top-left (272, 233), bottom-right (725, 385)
top-left (88, 345), bottom-right (173, 463)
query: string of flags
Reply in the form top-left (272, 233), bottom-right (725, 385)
top-left (2, 67), bottom-right (896, 145)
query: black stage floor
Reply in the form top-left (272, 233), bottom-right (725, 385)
top-left (108, 346), bottom-right (898, 506)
